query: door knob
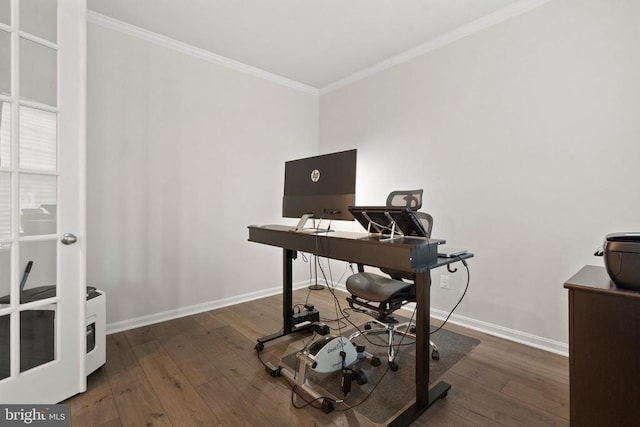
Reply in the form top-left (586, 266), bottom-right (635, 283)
top-left (60, 233), bottom-right (78, 245)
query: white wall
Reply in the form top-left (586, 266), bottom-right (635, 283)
top-left (87, 24), bottom-right (318, 327)
top-left (320, 0), bottom-right (640, 348)
top-left (88, 0), bottom-right (640, 350)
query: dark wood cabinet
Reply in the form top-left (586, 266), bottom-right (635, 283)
top-left (564, 265), bottom-right (640, 426)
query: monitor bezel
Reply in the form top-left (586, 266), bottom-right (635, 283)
top-left (282, 149), bottom-right (357, 222)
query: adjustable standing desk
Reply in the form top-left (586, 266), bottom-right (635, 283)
top-left (248, 224), bottom-right (472, 426)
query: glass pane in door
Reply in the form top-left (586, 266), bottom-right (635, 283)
top-left (19, 106), bottom-right (56, 171)
top-left (0, 0), bottom-right (9, 25)
top-left (0, 101), bottom-right (10, 168)
top-left (0, 314), bottom-right (9, 380)
top-left (19, 239), bottom-right (57, 372)
top-left (0, 242), bottom-right (9, 305)
top-left (20, 0), bottom-right (57, 43)
top-left (19, 174), bottom-right (56, 236)
top-left (19, 37), bottom-right (56, 106)
top-left (20, 306), bottom-right (56, 372)
top-left (19, 240), bottom-right (56, 292)
top-left (0, 172), bottom-right (9, 238)
top-left (0, 30), bottom-right (9, 97)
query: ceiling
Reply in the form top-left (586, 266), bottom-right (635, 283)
top-left (87, 0), bottom-right (530, 90)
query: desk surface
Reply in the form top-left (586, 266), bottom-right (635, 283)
top-left (248, 224), bottom-right (467, 273)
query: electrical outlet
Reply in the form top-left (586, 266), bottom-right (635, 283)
top-left (440, 275), bottom-right (450, 289)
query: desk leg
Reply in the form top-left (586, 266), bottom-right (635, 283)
top-left (388, 270), bottom-right (450, 426)
top-left (256, 249), bottom-right (295, 347)
top-left (282, 249), bottom-right (294, 333)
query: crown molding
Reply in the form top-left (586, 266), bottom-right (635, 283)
top-left (87, 11), bottom-right (319, 96)
top-left (87, 0), bottom-right (551, 98)
top-left (320, 0), bottom-right (552, 95)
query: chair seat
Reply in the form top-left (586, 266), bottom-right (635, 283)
top-left (346, 272), bottom-right (411, 302)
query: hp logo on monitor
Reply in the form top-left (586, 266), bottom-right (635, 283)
top-left (310, 169), bottom-right (321, 182)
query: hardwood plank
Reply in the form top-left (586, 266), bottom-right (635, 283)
top-left (65, 369), bottom-right (119, 426)
top-left (190, 311), bottom-right (226, 330)
top-left (447, 351), bottom-right (511, 391)
top-left (501, 375), bottom-right (569, 421)
top-left (211, 306), bottom-right (281, 343)
top-left (131, 339), bottom-right (220, 426)
top-left (463, 339), bottom-right (568, 384)
top-left (103, 333), bottom-right (138, 376)
top-left (425, 370), bottom-right (568, 426)
top-left (149, 315), bottom-right (205, 341)
top-left (158, 335), bottom-right (222, 387)
top-left (196, 375), bottom-right (275, 426)
top-left (95, 419), bottom-right (123, 427)
top-left (124, 326), bottom-right (155, 347)
top-left (413, 401), bottom-right (481, 427)
top-left (108, 365), bottom-right (172, 427)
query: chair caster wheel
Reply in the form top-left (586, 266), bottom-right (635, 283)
top-left (371, 356), bottom-right (381, 367)
top-left (255, 342), bottom-right (264, 351)
top-left (364, 323), bottom-right (372, 330)
top-left (321, 398), bottom-right (335, 414)
top-left (442, 391), bottom-right (448, 398)
top-left (389, 361), bottom-right (399, 372)
top-left (410, 326), bottom-right (416, 334)
top-left (355, 369), bottom-right (368, 386)
top-left (431, 350), bottom-right (440, 361)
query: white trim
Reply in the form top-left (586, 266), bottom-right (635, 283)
top-left (427, 307), bottom-right (568, 356)
top-left (19, 99), bottom-right (60, 113)
top-left (320, 0), bottom-right (552, 94)
top-left (86, 11), bottom-right (319, 96)
top-left (18, 31), bottom-right (58, 50)
top-left (106, 280), bottom-right (313, 335)
top-left (77, 1), bottom-right (89, 393)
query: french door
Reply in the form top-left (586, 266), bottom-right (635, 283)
top-left (0, 0), bottom-right (86, 403)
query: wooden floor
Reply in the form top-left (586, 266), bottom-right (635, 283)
top-left (65, 288), bottom-right (569, 426)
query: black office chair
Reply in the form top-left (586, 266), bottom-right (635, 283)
top-left (346, 189), bottom-right (438, 371)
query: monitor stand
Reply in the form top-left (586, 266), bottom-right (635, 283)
top-left (294, 215), bottom-right (333, 290)
top-left (295, 214), bottom-right (334, 234)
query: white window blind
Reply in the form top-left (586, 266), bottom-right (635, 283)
top-left (19, 106), bottom-right (56, 171)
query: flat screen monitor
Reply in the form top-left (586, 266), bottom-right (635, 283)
top-left (283, 149), bottom-right (357, 222)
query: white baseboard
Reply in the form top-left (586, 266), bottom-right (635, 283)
top-left (107, 280), bottom-right (568, 357)
top-left (105, 281), bottom-right (311, 335)
top-left (426, 307), bottom-right (568, 356)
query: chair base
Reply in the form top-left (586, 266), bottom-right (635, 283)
top-left (349, 318), bottom-right (439, 370)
